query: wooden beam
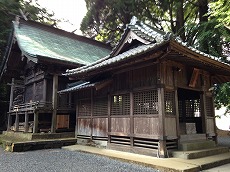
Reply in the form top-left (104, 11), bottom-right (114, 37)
top-left (95, 80), bottom-right (112, 90)
top-left (51, 74), bottom-right (58, 133)
top-left (189, 68), bottom-right (200, 87)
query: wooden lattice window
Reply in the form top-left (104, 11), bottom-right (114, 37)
top-left (206, 97), bottom-right (214, 117)
top-left (134, 90), bottom-right (158, 115)
top-left (78, 99), bottom-right (91, 116)
top-left (111, 94), bottom-right (130, 116)
top-left (185, 99), bottom-right (201, 117)
top-left (93, 97), bottom-right (108, 116)
top-left (164, 91), bottom-right (175, 115)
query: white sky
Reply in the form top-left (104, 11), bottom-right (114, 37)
top-left (37, 0), bottom-right (87, 34)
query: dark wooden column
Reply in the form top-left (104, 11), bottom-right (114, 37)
top-left (33, 111), bottom-right (39, 133)
top-left (24, 112), bottom-right (29, 133)
top-left (90, 88), bottom-right (94, 140)
top-left (43, 79), bottom-right (47, 102)
top-left (173, 69), bottom-right (180, 140)
top-left (130, 92), bottom-right (134, 147)
top-left (7, 114), bottom-right (12, 131)
top-left (158, 87), bottom-right (167, 158)
top-left (107, 94), bottom-right (111, 143)
top-left (51, 74), bottom-right (58, 133)
top-left (15, 112), bottom-right (19, 132)
top-left (9, 78), bottom-right (15, 111)
top-left (75, 98), bottom-right (79, 138)
top-left (157, 63), bottom-right (167, 158)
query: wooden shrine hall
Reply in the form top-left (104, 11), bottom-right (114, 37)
top-left (0, 18), bottom-right (111, 134)
top-left (61, 17), bottom-right (230, 157)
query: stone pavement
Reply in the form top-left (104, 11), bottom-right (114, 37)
top-left (63, 144), bottom-right (230, 172)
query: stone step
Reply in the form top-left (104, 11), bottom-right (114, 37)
top-left (186, 152), bottom-right (230, 171)
top-left (172, 146), bottom-right (229, 159)
top-left (3, 138), bottom-right (77, 152)
top-left (179, 140), bottom-right (216, 151)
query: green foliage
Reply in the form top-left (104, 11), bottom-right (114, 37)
top-left (214, 83), bottom-right (230, 113)
top-left (209, 0), bottom-right (230, 28)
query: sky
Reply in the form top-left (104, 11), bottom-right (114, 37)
top-left (37, 0), bottom-right (87, 34)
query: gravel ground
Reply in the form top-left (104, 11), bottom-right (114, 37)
top-left (0, 148), bottom-right (158, 172)
top-left (217, 136), bottom-right (230, 147)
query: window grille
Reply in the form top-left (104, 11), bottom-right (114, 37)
top-left (164, 91), bottom-right (175, 115)
top-left (134, 90), bottom-right (158, 115)
top-left (185, 99), bottom-right (201, 117)
top-left (78, 99), bottom-right (91, 116)
top-left (93, 97), bottom-right (108, 116)
top-left (206, 97), bottom-right (214, 117)
top-left (111, 94), bottom-right (130, 116)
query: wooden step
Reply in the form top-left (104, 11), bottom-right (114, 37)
top-left (172, 146), bottom-right (229, 159)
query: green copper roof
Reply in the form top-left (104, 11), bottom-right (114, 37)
top-left (13, 20), bottom-right (111, 65)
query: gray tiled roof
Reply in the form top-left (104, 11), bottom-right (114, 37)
top-left (58, 81), bottom-right (94, 93)
top-left (64, 16), bottom-right (230, 76)
top-left (14, 20), bottom-right (111, 65)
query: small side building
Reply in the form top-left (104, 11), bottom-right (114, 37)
top-left (0, 18), bottom-right (111, 134)
top-left (62, 17), bottom-right (230, 157)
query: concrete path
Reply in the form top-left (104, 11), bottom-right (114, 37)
top-left (63, 144), bottom-right (230, 172)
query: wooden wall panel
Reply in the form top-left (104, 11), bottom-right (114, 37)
top-left (134, 117), bottom-right (159, 136)
top-left (92, 118), bottom-right (108, 137)
top-left (56, 115), bottom-right (69, 129)
top-left (165, 117), bottom-right (177, 137)
top-left (35, 81), bottom-right (44, 101)
top-left (25, 84), bottom-right (33, 103)
top-left (206, 117), bottom-right (215, 134)
top-left (165, 65), bottom-right (173, 86)
top-left (77, 118), bottom-right (91, 136)
top-left (111, 117), bottom-right (130, 134)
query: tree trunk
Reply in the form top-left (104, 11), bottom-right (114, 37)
top-left (176, 0), bottom-right (185, 41)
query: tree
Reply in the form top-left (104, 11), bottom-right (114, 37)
top-left (209, 0), bottom-right (230, 113)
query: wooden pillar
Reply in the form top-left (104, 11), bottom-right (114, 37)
top-left (33, 112), bottom-right (38, 133)
top-left (108, 94), bottom-right (111, 143)
top-left (130, 92), bottom-right (134, 146)
top-left (51, 74), bottom-right (58, 133)
top-left (201, 91), bottom-right (207, 134)
top-left (173, 69), bottom-right (180, 141)
top-left (33, 82), bottom-right (36, 101)
top-left (158, 87), bottom-right (167, 158)
top-left (24, 112), bottom-right (29, 133)
top-left (43, 79), bottom-right (47, 102)
top-left (90, 88), bottom-right (94, 140)
top-left (7, 114), bottom-right (12, 131)
top-left (75, 99), bottom-right (79, 138)
top-left (15, 112), bottom-right (19, 132)
top-left (9, 78), bottom-right (15, 111)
